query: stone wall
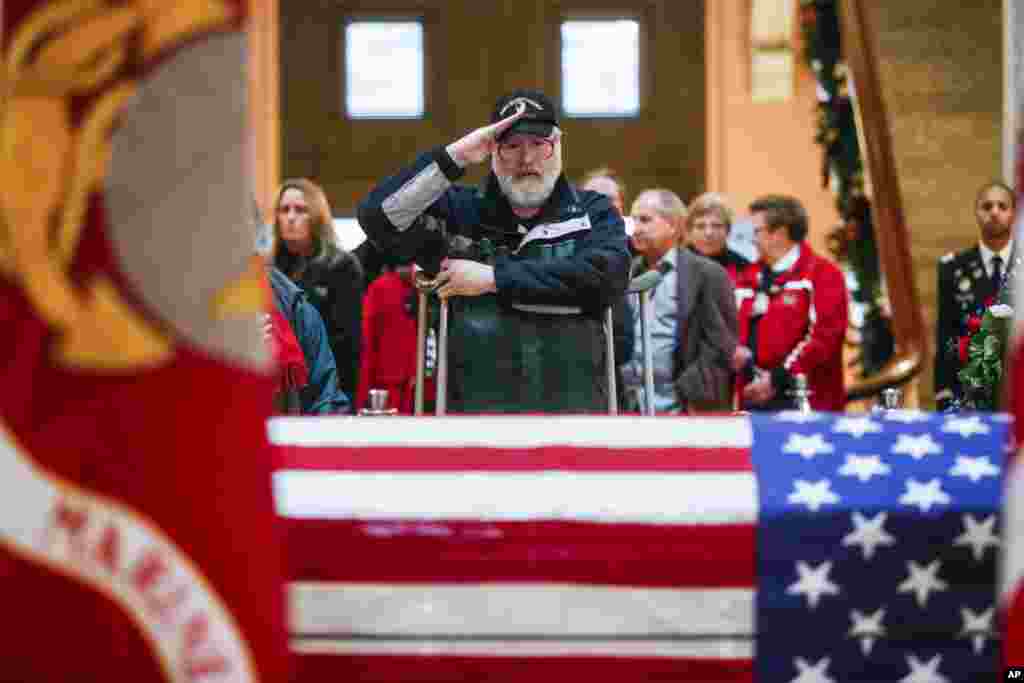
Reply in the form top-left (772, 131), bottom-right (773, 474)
top-left (865, 0), bottom-right (1003, 407)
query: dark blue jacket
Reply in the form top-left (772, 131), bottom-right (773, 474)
top-left (357, 146), bottom-right (630, 315)
top-left (268, 267), bottom-right (351, 414)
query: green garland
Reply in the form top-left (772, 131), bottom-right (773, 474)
top-left (799, 0), bottom-right (892, 375)
top-left (955, 306), bottom-right (1013, 411)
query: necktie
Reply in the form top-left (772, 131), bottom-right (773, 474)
top-left (991, 255), bottom-right (1003, 294)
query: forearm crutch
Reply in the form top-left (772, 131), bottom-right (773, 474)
top-left (412, 271), bottom-right (449, 416)
top-left (413, 272), bottom-right (437, 416)
top-left (435, 297), bottom-right (449, 415)
top-left (627, 267), bottom-right (668, 417)
top-left (605, 306), bottom-right (617, 415)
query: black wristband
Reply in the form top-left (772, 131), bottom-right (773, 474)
top-left (432, 145), bottom-right (466, 182)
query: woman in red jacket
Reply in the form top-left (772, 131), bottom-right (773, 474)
top-left (357, 263), bottom-right (435, 414)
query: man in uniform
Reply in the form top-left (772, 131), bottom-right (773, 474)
top-left (934, 181), bottom-right (1017, 410)
top-left (357, 89), bottom-right (630, 413)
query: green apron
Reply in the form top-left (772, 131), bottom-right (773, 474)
top-left (441, 239), bottom-right (607, 414)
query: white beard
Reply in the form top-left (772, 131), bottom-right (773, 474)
top-left (497, 169), bottom-right (559, 209)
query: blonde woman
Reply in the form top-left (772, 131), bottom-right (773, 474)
top-left (273, 178), bottom-right (364, 400)
top-left (686, 192), bottom-right (749, 285)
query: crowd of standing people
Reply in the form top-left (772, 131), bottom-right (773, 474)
top-left (261, 87), bottom-right (1012, 417)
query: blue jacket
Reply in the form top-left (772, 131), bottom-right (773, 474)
top-left (268, 267), bottom-right (351, 414)
top-left (357, 146), bottom-right (630, 315)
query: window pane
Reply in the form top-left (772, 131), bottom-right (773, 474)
top-left (346, 21), bottom-right (424, 118)
top-left (750, 0), bottom-right (795, 103)
top-left (561, 20), bottom-right (640, 117)
top-left (751, 0), bottom-right (795, 45)
top-left (333, 217), bottom-right (367, 252)
top-left (751, 49), bottom-right (794, 103)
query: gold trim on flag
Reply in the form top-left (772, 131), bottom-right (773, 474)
top-left (0, 0), bottom-right (234, 370)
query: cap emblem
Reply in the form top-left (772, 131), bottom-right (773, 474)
top-left (500, 96), bottom-right (545, 117)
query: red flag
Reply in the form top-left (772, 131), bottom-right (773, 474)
top-left (1005, 339), bottom-right (1024, 666)
top-left (268, 306), bottom-right (309, 394)
top-left (1001, 126), bottom-right (1024, 666)
top-left (0, 2), bottom-right (288, 680)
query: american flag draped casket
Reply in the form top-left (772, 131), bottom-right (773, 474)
top-left (274, 412), bottom-right (1009, 683)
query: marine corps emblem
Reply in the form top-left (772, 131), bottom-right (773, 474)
top-left (0, 2), bottom-right (277, 681)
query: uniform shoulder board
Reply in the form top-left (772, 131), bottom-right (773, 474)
top-left (939, 252), bottom-right (954, 264)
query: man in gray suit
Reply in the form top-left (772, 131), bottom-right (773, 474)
top-left (620, 188), bottom-right (738, 412)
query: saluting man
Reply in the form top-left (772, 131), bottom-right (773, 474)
top-left (934, 181), bottom-right (1017, 410)
top-left (357, 89), bottom-right (630, 413)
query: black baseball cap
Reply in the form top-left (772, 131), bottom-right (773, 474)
top-left (491, 89), bottom-right (558, 141)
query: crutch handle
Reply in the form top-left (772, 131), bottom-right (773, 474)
top-left (414, 270), bottom-right (443, 292)
top-left (628, 261), bottom-right (669, 416)
top-left (605, 306), bottom-right (618, 415)
top-left (413, 289), bottom-right (428, 416)
top-left (639, 289), bottom-right (656, 416)
top-left (627, 263), bottom-right (669, 294)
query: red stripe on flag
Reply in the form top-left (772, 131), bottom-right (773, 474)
top-left (1006, 586), bottom-right (1024, 666)
top-left (1013, 334), bottom-right (1024, 447)
top-left (275, 446), bottom-right (752, 472)
top-left (1004, 333), bottom-right (1024, 665)
top-left (283, 519), bottom-right (756, 588)
top-left (1002, 124), bottom-right (1024, 668)
top-left (276, 432), bottom-right (756, 681)
top-left (292, 653), bottom-right (755, 683)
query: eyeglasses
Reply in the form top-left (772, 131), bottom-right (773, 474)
top-left (496, 136), bottom-right (556, 162)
